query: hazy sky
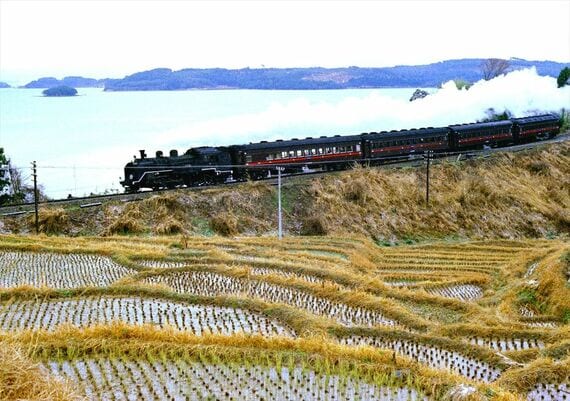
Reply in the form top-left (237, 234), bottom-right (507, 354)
top-left (1, 0), bottom-right (569, 84)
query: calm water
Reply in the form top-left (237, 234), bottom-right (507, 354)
top-left (0, 87), bottom-right (428, 198)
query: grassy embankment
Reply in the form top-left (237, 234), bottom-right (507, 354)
top-left (1, 141), bottom-right (567, 240)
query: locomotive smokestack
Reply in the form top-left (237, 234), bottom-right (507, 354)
top-left (139, 150), bottom-right (147, 159)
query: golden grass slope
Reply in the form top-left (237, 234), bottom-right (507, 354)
top-left (307, 142), bottom-right (569, 240)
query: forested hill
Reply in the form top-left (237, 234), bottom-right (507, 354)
top-left (103, 58), bottom-right (569, 91)
top-left (22, 76), bottom-right (107, 88)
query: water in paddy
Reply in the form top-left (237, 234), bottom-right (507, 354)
top-left (0, 87), bottom-right (428, 198)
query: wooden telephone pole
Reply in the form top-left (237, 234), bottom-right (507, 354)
top-left (32, 161), bottom-right (39, 234)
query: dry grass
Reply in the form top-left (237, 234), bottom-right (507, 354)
top-left (495, 357), bottom-right (570, 394)
top-left (300, 215), bottom-right (328, 235)
top-left (103, 203), bottom-right (145, 235)
top-left (153, 216), bottom-right (186, 235)
top-left (209, 213), bottom-right (239, 236)
top-left (27, 207), bottom-right (69, 235)
top-left (0, 341), bottom-right (83, 401)
top-left (305, 143), bottom-right (570, 240)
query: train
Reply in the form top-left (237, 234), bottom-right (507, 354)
top-left (120, 113), bottom-right (561, 192)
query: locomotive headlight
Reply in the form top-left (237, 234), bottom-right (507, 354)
top-left (129, 174), bottom-right (134, 180)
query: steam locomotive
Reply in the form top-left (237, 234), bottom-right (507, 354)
top-left (120, 114), bottom-right (560, 192)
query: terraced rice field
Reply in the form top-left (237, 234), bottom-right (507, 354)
top-left (43, 356), bottom-right (428, 401)
top-left (0, 235), bottom-right (568, 400)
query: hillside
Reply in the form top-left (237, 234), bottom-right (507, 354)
top-left (102, 58), bottom-right (569, 91)
top-left (22, 76), bottom-right (107, 88)
top-left (1, 141), bottom-right (567, 240)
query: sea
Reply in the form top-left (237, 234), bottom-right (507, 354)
top-left (0, 87), bottom-right (432, 198)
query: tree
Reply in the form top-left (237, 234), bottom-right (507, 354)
top-left (557, 67), bottom-right (570, 88)
top-left (0, 149), bottom-right (43, 205)
top-left (453, 79), bottom-right (472, 90)
top-left (481, 58), bottom-right (510, 80)
top-left (0, 148), bottom-right (13, 205)
top-left (8, 166), bottom-right (27, 203)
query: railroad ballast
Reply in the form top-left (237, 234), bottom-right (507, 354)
top-left (121, 114), bottom-right (560, 192)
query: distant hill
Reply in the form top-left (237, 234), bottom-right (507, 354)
top-left (22, 76), bottom-right (107, 88)
top-left (0, 82), bottom-right (10, 88)
top-left (103, 58), bottom-right (569, 91)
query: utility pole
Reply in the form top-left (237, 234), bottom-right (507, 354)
top-left (32, 161), bottom-right (39, 234)
top-left (277, 167), bottom-right (283, 239)
top-left (425, 151), bottom-right (431, 205)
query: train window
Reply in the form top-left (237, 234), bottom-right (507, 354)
top-left (275, 153), bottom-right (281, 160)
top-left (296, 150), bottom-right (302, 157)
top-left (356, 144), bottom-right (361, 151)
top-left (325, 147), bottom-right (331, 154)
top-left (339, 146), bottom-right (345, 152)
top-left (246, 155), bottom-right (252, 163)
top-left (266, 154), bottom-right (274, 161)
top-left (289, 151), bottom-right (295, 158)
top-left (311, 148), bottom-right (317, 155)
top-left (303, 149), bottom-right (309, 156)
top-left (282, 151), bottom-right (288, 158)
top-left (333, 147), bottom-right (337, 153)
top-left (318, 148), bottom-right (323, 154)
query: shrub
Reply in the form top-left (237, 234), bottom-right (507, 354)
top-left (104, 216), bottom-right (145, 235)
top-left (300, 216), bottom-right (328, 236)
top-left (209, 213), bottom-right (238, 236)
top-left (343, 177), bottom-right (369, 205)
top-left (154, 218), bottom-right (186, 235)
top-left (145, 194), bottom-right (184, 212)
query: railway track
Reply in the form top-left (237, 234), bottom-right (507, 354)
top-left (1, 133), bottom-right (568, 216)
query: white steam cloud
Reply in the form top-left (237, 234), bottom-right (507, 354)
top-left (158, 67), bottom-right (569, 149)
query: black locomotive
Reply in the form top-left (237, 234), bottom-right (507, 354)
top-left (121, 113), bottom-right (560, 192)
